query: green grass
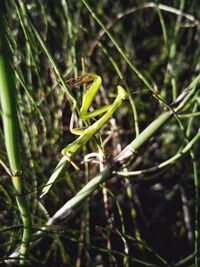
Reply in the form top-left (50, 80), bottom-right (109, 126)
top-left (0, 0), bottom-right (200, 266)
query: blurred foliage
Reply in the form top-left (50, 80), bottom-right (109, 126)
top-left (0, 0), bottom-right (200, 266)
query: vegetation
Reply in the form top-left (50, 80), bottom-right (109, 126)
top-left (0, 0), bottom-right (200, 266)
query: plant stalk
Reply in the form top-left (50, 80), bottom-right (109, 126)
top-left (0, 14), bottom-right (31, 264)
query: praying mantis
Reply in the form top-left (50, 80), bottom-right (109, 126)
top-left (40, 73), bottom-right (127, 198)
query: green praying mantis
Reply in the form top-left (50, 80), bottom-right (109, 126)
top-left (40, 73), bottom-right (128, 198)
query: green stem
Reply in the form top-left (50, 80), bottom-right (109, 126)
top-left (18, 0), bottom-right (77, 106)
top-left (0, 15), bottom-right (31, 264)
top-left (117, 130), bottom-right (200, 178)
top-left (81, 0), bottom-right (153, 92)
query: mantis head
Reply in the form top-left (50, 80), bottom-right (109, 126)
top-left (117, 85), bottom-right (128, 100)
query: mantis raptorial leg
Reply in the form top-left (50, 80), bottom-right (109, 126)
top-left (61, 73), bottom-right (127, 155)
top-left (40, 73), bottom-right (127, 198)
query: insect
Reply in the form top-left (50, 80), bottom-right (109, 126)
top-left (40, 73), bottom-right (127, 198)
